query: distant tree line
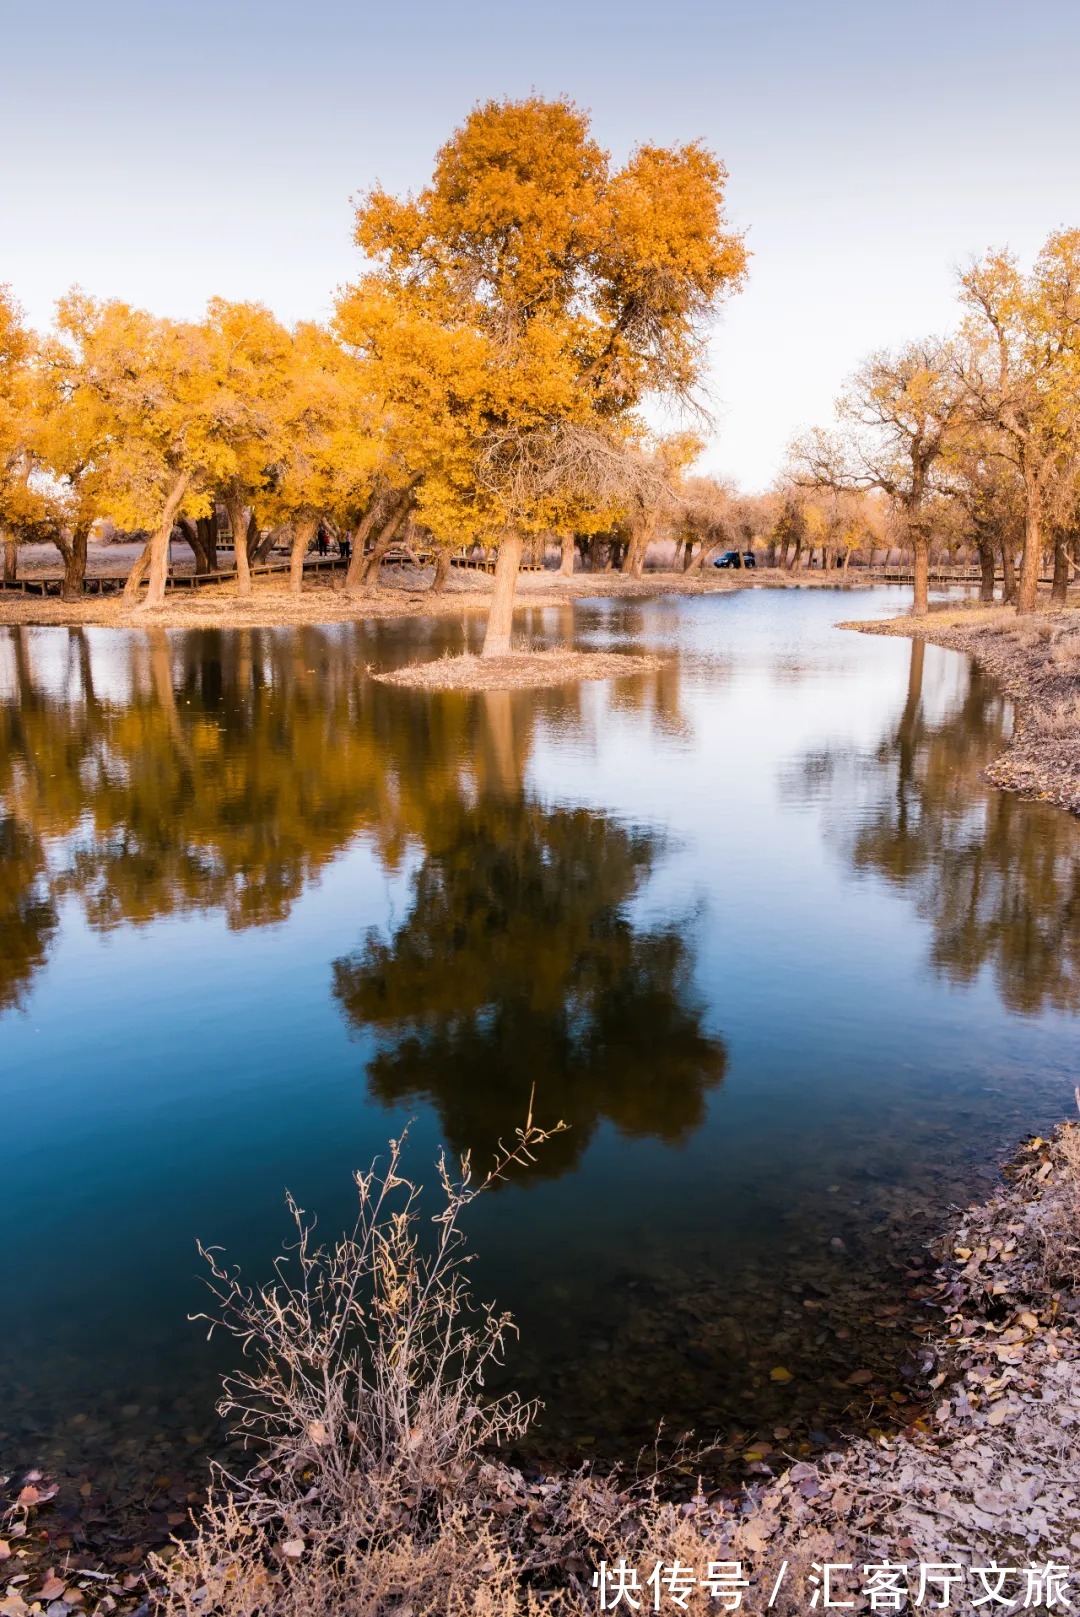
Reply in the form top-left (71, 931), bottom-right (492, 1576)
top-left (790, 232), bottom-right (1080, 616)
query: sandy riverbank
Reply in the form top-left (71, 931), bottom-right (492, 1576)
top-left (848, 598), bottom-right (1080, 817)
top-left (374, 648), bottom-right (669, 689)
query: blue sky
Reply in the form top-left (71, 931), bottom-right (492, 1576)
top-left (4, 0), bottom-right (1078, 487)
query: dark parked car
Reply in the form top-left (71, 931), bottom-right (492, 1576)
top-left (713, 550), bottom-right (756, 569)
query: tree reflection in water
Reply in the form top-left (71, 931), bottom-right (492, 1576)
top-left (792, 638), bottom-right (1080, 1016)
top-left (332, 787), bottom-right (727, 1178)
top-left (0, 622), bottom-right (726, 1179)
top-left (0, 814), bottom-right (57, 1013)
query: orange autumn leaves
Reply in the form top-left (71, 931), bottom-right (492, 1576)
top-left (342, 97), bottom-right (746, 542)
top-left (1, 97), bottom-right (746, 608)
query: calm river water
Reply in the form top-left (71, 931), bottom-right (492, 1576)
top-left (2, 588), bottom-right (1079, 1491)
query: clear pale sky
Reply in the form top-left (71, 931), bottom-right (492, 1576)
top-left (3, 0), bottom-right (1078, 488)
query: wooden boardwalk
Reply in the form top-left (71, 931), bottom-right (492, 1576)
top-left (4, 557), bottom-right (1052, 599)
top-left (0, 554), bottom-right (349, 598)
top-left (856, 567), bottom-right (1056, 585)
top-left (450, 552), bottom-right (546, 574)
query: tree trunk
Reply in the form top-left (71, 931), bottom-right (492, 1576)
top-left (978, 540), bottom-right (996, 604)
top-left (482, 531), bottom-right (524, 658)
top-left (1016, 481), bottom-right (1042, 615)
top-left (223, 496), bottom-right (252, 597)
top-left (559, 532), bottom-right (575, 576)
top-left (246, 511), bottom-right (260, 562)
top-left (178, 517), bottom-right (209, 574)
top-left (201, 517), bottom-right (218, 575)
top-left (197, 514), bottom-right (218, 573)
top-left (688, 535), bottom-right (723, 571)
top-left (358, 498), bottom-right (414, 593)
top-left (620, 520), bottom-right (644, 576)
top-left (345, 480), bottom-right (419, 593)
top-left (289, 516), bottom-right (318, 594)
top-left (629, 516), bottom-right (654, 579)
top-left (430, 547), bottom-right (451, 594)
top-left (354, 514), bottom-right (394, 591)
top-left (253, 527), bottom-right (281, 565)
top-left (682, 539), bottom-right (695, 571)
top-left (61, 523), bottom-right (90, 600)
top-left (344, 492), bottom-right (389, 591)
top-left (912, 534), bottom-right (929, 618)
top-left (123, 535), bottom-right (154, 599)
top-left (3, 529), bottom-right (17, 584)
top-left (1052, 533), bottom-right (1072, 604)
top-left (135, 473), bottom-right (191, 610)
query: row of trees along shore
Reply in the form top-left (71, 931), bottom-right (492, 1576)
top-left (792, 230), bottom-right (1080, 617)
top-left (0, 97), bottom-right (747, 655)
top-left (1, 97), bottom-right (1078, 638)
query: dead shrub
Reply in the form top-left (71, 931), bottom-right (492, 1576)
top-left (1031, 695), bottom-right (1080, 738)
top-left (153, 1115), bottom-right (569, 1617)
top-left (152, 1099), bottom-right (1080, 1617)
top-left (1049, 632), bottom-right (1080, 666)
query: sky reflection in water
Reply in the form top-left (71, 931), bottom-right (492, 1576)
top-left (1, 588), bottom-right (1078, 1465)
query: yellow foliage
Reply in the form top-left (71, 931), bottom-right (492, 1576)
top-left (340, 96), bottom-right (746, 546)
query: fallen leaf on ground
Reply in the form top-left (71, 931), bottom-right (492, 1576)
top-left (16, 1483), bottom-right (58, 1508)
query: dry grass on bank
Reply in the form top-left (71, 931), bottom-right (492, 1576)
top-left (374, 649), bottom-right (668, 691)
top-left (146, 1118), bottom-right (1080, 1617)
top-left (120, 1125), bottom-right (1073, 1617)
top-left (6, 1113), bottom-right (1080, 1615)
top-left (849, 599), bottom-right (1080, 816)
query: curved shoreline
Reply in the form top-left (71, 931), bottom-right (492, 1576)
top-left (5, 588), bottom-right (1079, 1610)
top-left (845, 601), bottom-right (1080, 817)
top-left (6, 1117), bottom-right (1077, 1614)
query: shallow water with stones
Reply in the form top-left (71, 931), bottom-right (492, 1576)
top-left (2, 586), bottom-right (1079, 1520)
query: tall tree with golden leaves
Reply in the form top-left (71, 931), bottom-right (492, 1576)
top-left (957, 230), bottom-right (1080, 615)
top-left (341, 97), bottom-right (746, 654)
top-left (0, 287), bottom-right (43, 584)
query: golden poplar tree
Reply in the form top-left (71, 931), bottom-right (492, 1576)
top-left (339, 96), bottom-right (746, 653)
top-left (0, 287), bottom-right (43, 584)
